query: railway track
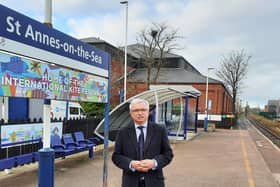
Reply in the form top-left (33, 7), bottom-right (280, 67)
top-left (247, 117), bottom-right (280, 148)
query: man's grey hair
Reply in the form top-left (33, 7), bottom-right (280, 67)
top-left (129, 98), bottom-right (149, 111)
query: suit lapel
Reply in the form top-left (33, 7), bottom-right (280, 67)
top-left (127, 123), bottom-right (138, 153)
top-left (144, 123), bottom-right (154, 152)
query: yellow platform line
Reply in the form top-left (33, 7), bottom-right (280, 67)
top-left (239, 130), bottom-right (255, 187)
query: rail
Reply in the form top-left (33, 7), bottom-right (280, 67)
top-left (247, 116), bottom-right (280, 148)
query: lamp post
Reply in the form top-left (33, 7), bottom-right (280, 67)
top-left (120, 1), bottom-right (128, 101)
top-left (204, 67), bottom-right (214, 131)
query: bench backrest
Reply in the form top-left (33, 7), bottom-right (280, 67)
top-left (74, 131), bottom-right (85, 142)
top-left (51, 135), bottom-right (63, 147)
top-left (62, 134), bottom-right (75, 144)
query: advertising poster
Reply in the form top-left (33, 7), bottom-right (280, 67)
top-left (1, 122), bottom-right (63, 144)
top-left (0, 52), bottom-right (108, 102)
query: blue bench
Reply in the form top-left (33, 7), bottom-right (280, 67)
top-left (0, 138), bottom-right (42, 171)
top-left (74, 131), bottom-right (96, 147)
top-left (0, 132), bottom-right (96, 171)
top-left (51, 133), bottom-right (95, 159)
top-left (0, 157), bottom-right (16, 170)
top-left (51, 134), bottom-right (75, 158)
top-left (63, 133), bottom-right (94, 159)
top-left (16, 153), bottom-right (34, 166)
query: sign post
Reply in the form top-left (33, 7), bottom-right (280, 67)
top-left (39, 98), bottom-right (53, 187)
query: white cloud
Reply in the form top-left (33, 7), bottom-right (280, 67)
top-left (1, 0), bottom-right (44, 21)
top-left (54, 0), bottom-right (118, 17)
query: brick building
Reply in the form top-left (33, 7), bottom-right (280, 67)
top-left (81, 37), bottom-right (132, 107)
top-left (81, 38), bottom-right (233, 126)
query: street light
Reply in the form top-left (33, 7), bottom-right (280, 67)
top-left (120, 1), bottom-right (128, 101)
top-left (204, 67), bottom-right (215, 131)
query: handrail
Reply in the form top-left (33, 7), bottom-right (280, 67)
top-left (0, 138), bottom-right (42, 148)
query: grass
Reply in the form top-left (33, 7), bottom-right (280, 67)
top-left (250, 114), bottom-right (280, 136)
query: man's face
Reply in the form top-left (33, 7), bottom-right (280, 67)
top-left (130, 102), bottom-right (149, 125)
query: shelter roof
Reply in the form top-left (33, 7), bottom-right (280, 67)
top-left (95, 86), bottom-right (200, 140)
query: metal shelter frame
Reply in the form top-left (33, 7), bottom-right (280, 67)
top-left (95, 85), bottom-right (201, 141)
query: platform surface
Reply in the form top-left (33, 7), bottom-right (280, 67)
top-left (0, 125), bottom-right (279, 187)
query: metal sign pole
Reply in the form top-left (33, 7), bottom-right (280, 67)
top-left (102, 56), bottom-right (111, 187)
top-left (38, 1), bottom-right (54, 187)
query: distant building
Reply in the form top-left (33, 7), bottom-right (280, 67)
top-left (81, 38), bottom-right (234, 127)
top-left (267, 100), bottom-right (280, 117)
top-left (125, 44), bottom-right (233, 126)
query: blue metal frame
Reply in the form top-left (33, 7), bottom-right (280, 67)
top-left (183, 96), bottom-right (189, 140)
top-left (39, 99), bottom-right (54, 187)
top-left (102, 55), bottom-right (111, 187)
top-left (168, 96), bottom-right (188, 139)
top-left (194, 97), bottom-right (199, 133)
top-left (168, 95), bottom-right (200, 138)
top-left (151, 110), bottom-right (156, 123)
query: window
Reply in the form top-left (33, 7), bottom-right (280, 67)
top-left (70, 107), bottom-right (79, 115)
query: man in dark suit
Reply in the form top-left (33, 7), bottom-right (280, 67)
top-left (112, 98), bottom-right (173, 187)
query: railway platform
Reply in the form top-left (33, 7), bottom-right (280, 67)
top-left (0, 122), bottom-right (279, 187)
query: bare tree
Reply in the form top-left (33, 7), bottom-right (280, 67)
top-left (216, 49), bottom-right (251, 125)
top-left (136, 23), bottom-right (182, 88)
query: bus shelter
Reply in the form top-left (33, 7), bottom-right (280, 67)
top-left (95, 85), bottom-right (200, 142)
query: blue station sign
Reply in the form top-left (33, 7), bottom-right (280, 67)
top-left (0, 4), bottom-right (109, 78)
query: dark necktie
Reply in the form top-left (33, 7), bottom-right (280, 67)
top-left (137, 126), bottom-right (144, 160)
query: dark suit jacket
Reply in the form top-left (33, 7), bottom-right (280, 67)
top-left (112, 122), bottom-right (173, 187)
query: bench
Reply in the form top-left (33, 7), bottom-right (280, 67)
top-left (51, 133), bottom-right (95, 159)
top-left (51, 134), bottom-right (76, 158)
top-left (74, 131), bottom-right (99, 146)
top-left (0, 132), bottom-right (96, 171)
top-left (0, 157), bottom-right (16, 170)
top-left (0, 138), bottom-right (42, 171)
top-left (62, 133), bottom-right (94, 159)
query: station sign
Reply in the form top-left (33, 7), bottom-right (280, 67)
top-left (0, 4), bottom-right (109, 78)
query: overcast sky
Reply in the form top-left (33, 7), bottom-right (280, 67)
top-left (1, 0), bottom-right (279, 108)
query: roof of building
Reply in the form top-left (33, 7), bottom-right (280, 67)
top-left (80, 38), bottom-right (224, 85)
top-left (126, 43), bottom-right (182, 59)
top-left (129, 68), bottom-right (222, 84)
top-left (80, 37), bottom-right (119, 51)
top-left (80, 37), bottom-right (107, 44)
